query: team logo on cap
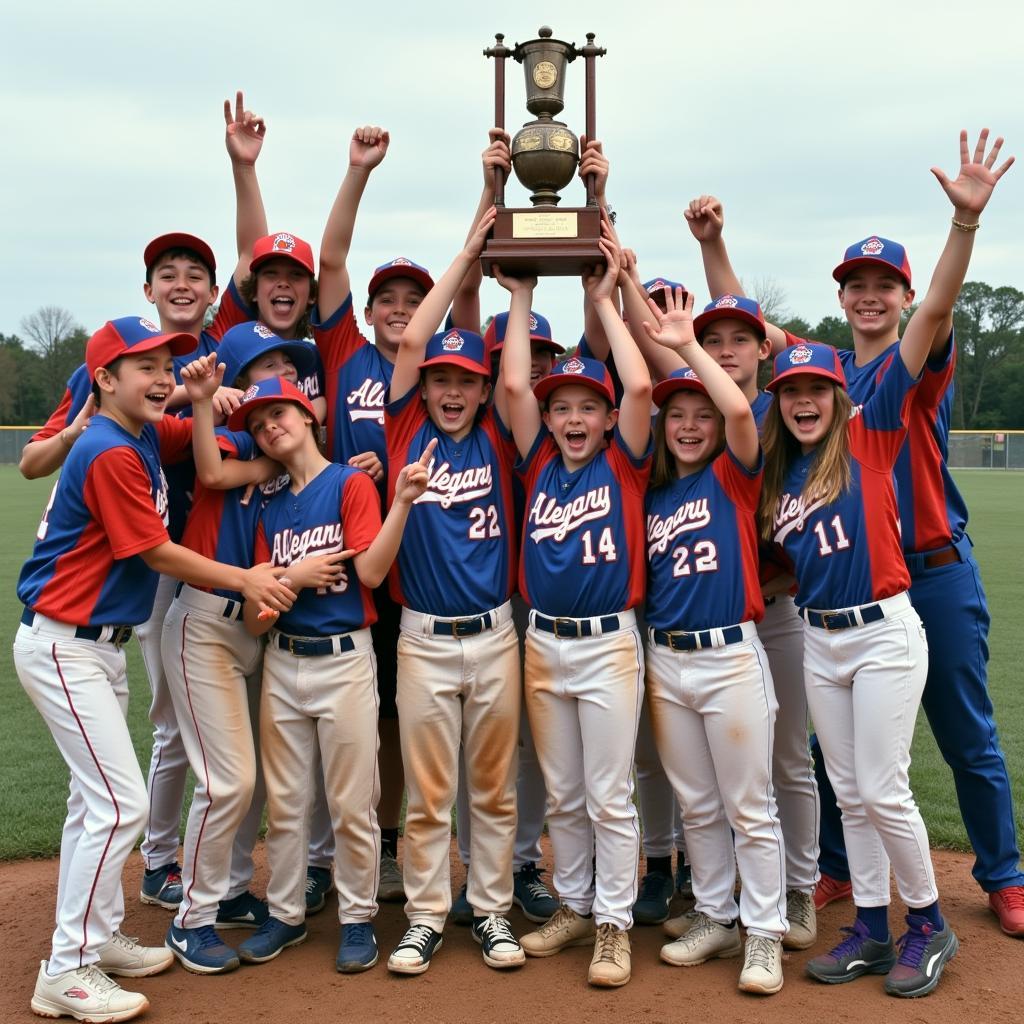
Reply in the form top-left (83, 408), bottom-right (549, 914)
top-left (441, 330), bottom-right (465, 352)
top-left (861, 237), bottom-right (885, 256)
top-left (789, 345), bottom-right (813, 365)
top-left (139, 318), bottom-right (160, 332)
top-left (714, 295), bottom-right (739, 309)
top-left (562, 357), bottom-right (585, 375)
top-left (254, 324), bottom-right (274, 339)
top-left (682, 368), bottom-right (700, 380)
top-left (272, 233), bottom-right (296, 253)
top-left (241, 384), bottom-right (261, 402)
top-left (529, 314), bottom-right (539, 330)
top-left (391, 257), bottom-right (412, 267)
top-left (648, 280), bottom-right (667, 292)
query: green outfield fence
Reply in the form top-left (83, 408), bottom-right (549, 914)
top-left (2, 426), bottom-right (1024, 468)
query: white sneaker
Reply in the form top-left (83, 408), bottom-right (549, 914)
top-left (520, 904), bottom-right (596, 957)
top-left (660, 911), bottom-right (741, 966)
top-left (783, 889), bottom-right (816, 950)
top-left (31, 961), bottom-right (148, 1022)
top-left (738, 935), bottom-right (784, 995)
top-left (663, 908), bottom-right (698, 940)
top-left (472, 914), bottom-right (525, 968)
top-left (97, 931), bottom-right (174, 978)
top-left (588, 923), bottom-right (631, 987)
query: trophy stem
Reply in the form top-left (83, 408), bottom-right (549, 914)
top-left (485, 33), bottom-right (512, 208)
top-left (580, 32), bottom-right (606, 208)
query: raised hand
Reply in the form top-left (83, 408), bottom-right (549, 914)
top-left (931, 129), bottom-right (1014, 219)
top-left (492, 265), bottom-right (537, 295)
top-left (180, 353), bottom-right (225, 401)
top-left (224, 90), bottom-right (266, 166)
top-left (483, 128), bottom-right (512, 182)
top-left (582, 216), bottom-right (620, 303)
top-left (578, 136), bottom-right (609, 197)
top-left (348, 450), bottom-right (384, 482)
top-left (684, 195), bottom-right (724, 242)
top-left (350, 125), bottom-right (390, 171)
top-left (465, 207), bottom-right (498, 260)
top-left (394, 437), bottom-right (437, 504)
top-left (211, 387), bottom-right (244, 419)
top-left (641, 289), bottom-right (697, 352)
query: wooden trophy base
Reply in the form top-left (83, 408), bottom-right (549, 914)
top-left (481, 206), bottom-right (604, 277)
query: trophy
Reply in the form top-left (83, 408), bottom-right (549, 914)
top-left (480, 27), bottom-right (607, 277)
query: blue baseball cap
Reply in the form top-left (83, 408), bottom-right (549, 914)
top-left (367, 257), bottom-right (434, 303)
top-left (216, 321), bottom-right (317, 384)
top-left (533, 355), bottom-right (615, 406)
top-left (419, 328), bottom-right (490, 377)
top-left (86, 316), bottom-right (196, 378)
top-left (483, 309), bottom-right (564, 356)
top-left (643, 277), bottom-right (687, 301)
top-left (766, 342), bottom-right (847, 392)
top-left (652, 367), bottom-right (709, 406)
top-left (833, 236), bottom-right (912, 288)
top-left (693, 294), bottom-right (767, 340)
top-left (227, 375), bottom-right (317, 432)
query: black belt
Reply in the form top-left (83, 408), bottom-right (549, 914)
top-left (431, 612), bottom-right (494, 637)
top-left (21, 608), bottom-right (133, 646)
top-left (173, 581), bottom-right (243, 621)
top-left (533, 613), bottom-right (621, 639)
top-left (801, 604), bottom-right (884, 630)
top-left (276, 633), bottom-right (356, 657)
top-left (651, 625), bottom-right (745, 651)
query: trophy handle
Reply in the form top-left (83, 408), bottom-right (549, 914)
top-left (580, 32), bottom-right (607, 208)
top-left (484, 33), bottom-right (511, 209)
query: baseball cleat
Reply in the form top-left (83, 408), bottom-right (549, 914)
top-left (521, 903), bottom-right (596, 957)
top-left (660, 911), bottom-right (741, 966)
top-left (988, 885), bottom-right (1024, 937)
top-left (588, 923), bottom-right (631, 987)
top-left (884, 915), bottom-right (958, 998)
top-left (216, 891), bottom-right (269, 930)
top-left (31, 961), bottom-right (148, 1022)
top-left (632, 869), bottom-right (674, 925)
top-left (783, 889), bottom-right (817, 950)
top-left (387, 924), bottom-right (443, 975)
top-left (472, 914), bottom-right (526, 969)
top-left (813, 872), bottom-right (853, 911)
top-left (96, 932), bottom-right (174, 978)
top-left (512, 862), bottom-right (558, 923)
top-left (165, 924), bottom-right (239, 974)
top-left (738, 935), bottom-right (784, 995)
top-left (305, 865), bottom-right (334, 915)
top-left (336, 923), bottom-right (379, 973)
top-left (237, 917), bottom-right (307, 964)
top-left (806, 919), bottom-right (896, 984)
top-left (139, 863), bottom-right (182, 910)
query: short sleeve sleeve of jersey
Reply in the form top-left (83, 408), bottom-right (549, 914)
top-left (851, 349), bottom-right (919, 470)
top-left (384, 384), bottom-right (427, 453)
top-left (84, 448), bottom-right (170, 558)
top-left (214, 427), bottom-right (256, 461)
top-left (311, 295), bottom-right (366, 372)
top-left (712, 445), bottom-right (763, 512)
top-left (918, 327), bottom-right (956, 412)
top-left (515, 425), bottom-right (555, 482)
top-left (32, 388), bottom-right (73, 441)
top-left (340, 471), bottom-right (383, 554)
top-left (208, 278), bottom-right (256, 341)
top-left (253, 520), bottom-right (270, 564)
top-left (32, 364), bottom-right (92, 441)
top-left (606, 426), bottom-right (652, 495)
top-left (784, 329), bottom-right (811, 348)
top-left (156, 416), bottom-right (193, 464)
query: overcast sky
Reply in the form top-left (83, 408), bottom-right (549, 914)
top-left (3, 0), bottom-right (1022, 350)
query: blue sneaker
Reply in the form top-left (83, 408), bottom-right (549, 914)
top-left (336, 922), bottom-right (379, 973)
top-left (513, 862), bottom-right (558, 923)
top-left (451, 882), bottom-right (473, 926)
top-left (238, 917), bottom-right (307, 964)
top-left (141, 863), bottom-right (182, 910)
top-left (387, 924), bottom-right (443, 975)
top-left (217, 891), bottom-right (269, 930)
top-left (884, 915), bottom-right (958, 998)
top-left (166, 923), bottom-right (240, 974)
top-left (306, 866), bottom-right (334, 915)
top-left (633, 870), bottom-right (674, 925)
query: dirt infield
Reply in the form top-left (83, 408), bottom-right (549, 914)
top-left (0, 842), bottom-right (1018, 1024)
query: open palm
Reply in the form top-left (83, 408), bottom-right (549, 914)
top-left (932, 129), bottom-right (1014, 216)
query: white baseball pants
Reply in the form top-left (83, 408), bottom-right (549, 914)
top-left (634, 697), bottom-right (684, 859)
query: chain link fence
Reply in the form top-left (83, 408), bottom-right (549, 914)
top-left (948, 431), bottom-right (1024, 470)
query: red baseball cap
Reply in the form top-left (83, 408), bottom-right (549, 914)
top-left (144, 233), bottom-right (217, 276)
top-left (652, 367), bottom-right (709, 407)
top-left (227, 376), bottom-right (317, 432)
top-left (693, 294), bottom-right (767, 339)
top-left (250, 233), bottom-right (315, 276)
top-left (86, 316), bottom-right (196, 378)
top-left (483, 310), bottom-right (564, 356)
top-left (418, 329), bottom-right (490, 377)
top-left (366, 257), bottom-right (435, 304)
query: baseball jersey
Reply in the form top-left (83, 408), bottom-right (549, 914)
top-left (518, 427), bottom-right (652, 617)
top-left (750, 390), bottom-right (773, 431)
top-left (253, 463), bottom-right (380, 637)
top-left (646, 446), bottom-right (764, 631)
top-left (771, 350), bottom-right (919, 610)
top-left (18, 414), bottom-right (193, 626)
top-left (385, 387), bottom-right (517, 616)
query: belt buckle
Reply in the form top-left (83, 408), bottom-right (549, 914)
top-left (665, 630), bottom-right (691, 652)
top-left (112, 627), bottom-right (132, 648)
top-left (821, 612), bottom-right (845, 631)
top-left (453, 617), bottom-right (479, 637)
top-left (553, 617), bottom-right (581, 638)
top-left (287, 636), bottom-right (302, 655)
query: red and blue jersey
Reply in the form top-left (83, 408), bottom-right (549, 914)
top-left (771, 351), bottom-right (919, 609)
top-left (253, 464), bottom-right (380, 637)
top-left (751, 390), bottom-right (773, 431)
top-left (18, 415), bottom-right (193, 626)
top-left (385, 387), bottom-right (517, 616)
top-left (312, 296), bottom-right (392, 488)
top-left (518, 428), bottom-right (651, 617)
top-left (646, 447), bottom-right (764, 631)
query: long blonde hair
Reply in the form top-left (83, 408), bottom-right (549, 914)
top-left (758, 384), bottom-right (854, 541)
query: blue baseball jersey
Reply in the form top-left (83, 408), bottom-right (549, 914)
top-left (771, 351), bottom-right (919, 609)
top-left (253, 463), bottom-right (380, 636)
top-left (385, 386), bottom-right (517, 616)
top-left (646, 447), bottom-right (764, 631)
top-left (18, 415), bottom-right (192, 625)
top-left (751, 390), bottom-right (773, 431)
top-left (518, 427), bottom-right (651, 617)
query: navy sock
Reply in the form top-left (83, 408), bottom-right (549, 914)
top-left (910, 901), bottom-right (944, 931)
top-left (855, 905), bottom-right (890, 942)
top-left (646, 855), bottom-right (671, 876)
top-left (381, 828), bottom-right (399, 859)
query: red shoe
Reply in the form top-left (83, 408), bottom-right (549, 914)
top-left (989, 886), bottom-right (1024, 937)
top-left (813, 873), bottom-right (853, 911)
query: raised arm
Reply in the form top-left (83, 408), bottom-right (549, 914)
top-left (389, 206), bottom-right (497, 401)
top-left (318, 126), bottom-right (390, 320)
top-left (223, 91), bottom-right (268, 289)
top-left (901, 128), bottom-right (1015, 372)
top-left (19, 392), bottom-right (96, 479)
top-left (618, 253), bottom-right (686, 380)
top-left (579, 138), bottom-right (615, 359)
top-left (493, 268), bottom-right (540, 457)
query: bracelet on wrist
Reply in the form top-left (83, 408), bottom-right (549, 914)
top-left (951, 217), bottom-right (980, 232)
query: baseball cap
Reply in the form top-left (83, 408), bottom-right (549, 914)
top-left (250, 232), bottom-right (315, 276)
top-left (366, 257), bottom-right (435, 304)
top-left (86, 317), bottom-right (196, 379)
top-left (216, 321), bottom-right (317, 385)
top-left (144, 233), bottom-right (217, 278)
top-left (643, 277), bottom-right (687, 300)
top-left (227, 376), bottom-right (317, 433)
top-left (693, 294), bottom-right (767, 339)
top-left (832, 236), bottom-right (912, 288)
top-left (766, 342), bottom-right (847, 392)
top-left (532, 355), bottom-right (616, 406)
top-left (652, 367), bottom-right (709, 407)
top-left (483, 310), bottom-right (565, 356)
top-left (418, 329), bottom-right (490, 377)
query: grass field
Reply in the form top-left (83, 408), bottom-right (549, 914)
top-left (1, 466), bottom-right (1022, 860)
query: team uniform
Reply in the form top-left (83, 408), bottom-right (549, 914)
top-left (384, 336), bottom-right (521, 969)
